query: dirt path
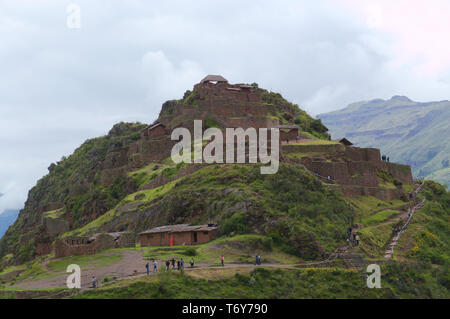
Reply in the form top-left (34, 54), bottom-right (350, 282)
top-left (14, 250), bottom-right (147, 290)
top-left (12, 249), bottom-right (342, 291)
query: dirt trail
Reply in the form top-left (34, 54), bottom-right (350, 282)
top-left (14, 250), bottom-right (147, 290)
top-left (11, 251), bottom-right (332, 291)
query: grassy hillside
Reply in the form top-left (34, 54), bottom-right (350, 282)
top-left (61, 162), bottom-right (354, 260)
top-left (318, 96), bottom-right (450, 188)
top-left (1, 86), bottom-right (449, 298)
top-left (70, 263), bottom-right (448, 299)
top-left (1, 178), bottom-right (449, 298)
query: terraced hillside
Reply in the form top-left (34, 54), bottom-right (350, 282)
top-left (0, 80), bottom-right (448, 299)
top-left (318, 96), bottom-right (450, 188)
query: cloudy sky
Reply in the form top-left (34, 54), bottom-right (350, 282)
top-left (1, 0), bottom-right (450, 214)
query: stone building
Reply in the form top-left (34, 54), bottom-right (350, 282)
top-left (139, 224), bottom-right (218, 247)
top-left (277, 124), bottom-right (301, 143)
top-left (55, 232), bottom-right (136, 258)
top-left (141, 122), bottom-right (166, 140)
top-left (55, 236), bottom-right (95, 258)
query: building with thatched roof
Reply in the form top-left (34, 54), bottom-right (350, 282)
top-left (200, 75), bottom-right (228, 84)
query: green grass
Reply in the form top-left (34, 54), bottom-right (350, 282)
top-left (0, 265), bottom-right (25, 277)
top-left (72, 264), bottom-right (448, 299)
top-left (291, 139), bottom-right (339, 146)
top-left (46, 252), bottom-right (123, 272)
top-left (13, 258), bottom-right (55, 282)
top-left (284, 151), bottom-right (329, 160)
top-left (143, 235), bottom-right (303, 265)
top-left (359, 222), bottom-right (396, 257)
top-left (123, 179), bottom-right (178, 203)
top-left (63, 180), bottom-right (180, 236)
top-left (127, 159), bottom-right (183, 188)
top-left (43, 208), bottom-right (64, 219)
top-left (348, 196), bottom-right (406, 223)
top-left (74, 267), bottom-right (393, 299)
top-left (361, 210), bottom-right (402, 226)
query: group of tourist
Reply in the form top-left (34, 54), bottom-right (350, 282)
top-left (381, 155), bottom-right (390, 162)
top-left (162, 257), bottom-right (192, 272)
top-left (346, 227), bottom-right (360, 246)
top-left (90, 253), bottom-right (260, 288)
top-left (145, 260), bottom-right (159, 274)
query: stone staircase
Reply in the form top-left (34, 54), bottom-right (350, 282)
top-left (384, 182), bottom-right (426, 259)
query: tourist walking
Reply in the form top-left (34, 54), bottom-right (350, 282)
top-left (153, 260), bottom-right (158, 273)
top-left (180, 258), bottom-right (185, 270)
top-left (221, 255), bottom-right (224, 266)
top-left (355, 235), bottom-right (360, 246)
top-left (177, 260), bottom-right (181, 270)
top-left (92, 276), bottom-right (97, 288)
top-left (190, 258), bottom-right (194, 268)
top-left (171, 258), bottom-right (175, 270)
top-left (165, 260), bottom-right (170, 271)
top-left (145, 262), bottom-right (150, 275)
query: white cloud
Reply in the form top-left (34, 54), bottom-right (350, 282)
top-left (0, 0), bottom-right (450, 212)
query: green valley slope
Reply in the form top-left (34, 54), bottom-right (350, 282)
top-left (318, 96), bottom-right (450, 188)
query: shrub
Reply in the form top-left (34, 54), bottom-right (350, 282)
top-left (184, 248), bottom-right (197, 256)
top-left (220, 213), bottom-right (249, 235)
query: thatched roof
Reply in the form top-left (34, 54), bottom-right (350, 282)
top-left (337, 138), bottom-right (353, 146)
top-left (201, 75), bottom-right (228, 83)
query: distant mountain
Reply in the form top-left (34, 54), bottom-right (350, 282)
top-left (0, 209), bottom-right (20, 239)
top-left (318, 96), bottom-right (450, 187)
